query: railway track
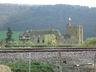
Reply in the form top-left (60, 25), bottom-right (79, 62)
top-left (0, 48), bottom-right (96, 53)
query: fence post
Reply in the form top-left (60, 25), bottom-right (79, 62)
top-left (28, 52), bottom-right (31, 72)
top-left (94, 53), bottom-right (96, 72)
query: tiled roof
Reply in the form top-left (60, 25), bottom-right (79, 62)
top-left (20, 29), bottom-right (61, 36)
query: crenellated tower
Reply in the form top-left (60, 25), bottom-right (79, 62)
top-left (65, 23), bottom-right (83, 44)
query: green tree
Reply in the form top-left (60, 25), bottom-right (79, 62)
top-left (82, 38), bottom-right (96, 47)
top-left (6, 27), bottom-right (13, 43)
top-left (13, 41), bottom-right (19, 46)
top-left (25, 40), bottom-right (34, 46)
top-left (19, 41), bottom-right (24, 45)
top-left (45, 34), bottom-right (57, 46)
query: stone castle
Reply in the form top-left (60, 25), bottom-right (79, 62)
top-left (19, 23), bottom-right (83, 45)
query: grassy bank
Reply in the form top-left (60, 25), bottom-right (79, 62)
top-left (0, 31), bottom-right (20, 41)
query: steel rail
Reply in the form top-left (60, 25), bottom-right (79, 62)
top-left (0, 48), bottom-right (96, 53)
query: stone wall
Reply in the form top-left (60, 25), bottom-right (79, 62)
top-left (0, 51), bottom-right (95, 65)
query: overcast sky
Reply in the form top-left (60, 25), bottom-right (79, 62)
top-left (0, 0), bottom-right (96, 7)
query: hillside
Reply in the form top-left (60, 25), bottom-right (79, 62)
top-left (0, 4), bottom-right (96, 40)
top-left (0, 31), bottom-right (20, 41)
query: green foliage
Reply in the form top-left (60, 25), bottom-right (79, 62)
top-left (45, 34), bottom-right (57, 46)
top-left (13, 41), bottom-right (19, 46)
top-left (82, 38), bottom-right (96, 47)
top-left (12, 41), bottom-right (34, 46)
top-left (0, 62), bottom-right (54, 72)
top-left (25, 40), bottom-right (34, 46)
top-left (19, 41), bottom-right (25, 45)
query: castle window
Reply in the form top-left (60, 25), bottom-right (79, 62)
top-left (37, 39), bottom-right (40, 43)
top-left (25, 36), bottom-right (30, 39)
top-left (42, 40), bottom-right (44, 43)
top-left (64, 34), bottom-right (71, 39)
top-left (37, 37), bottom-right (40, 43)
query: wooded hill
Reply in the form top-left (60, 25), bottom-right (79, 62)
top-left (0, 4), bottom-right (96, 40)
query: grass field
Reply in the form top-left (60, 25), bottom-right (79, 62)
top-left (0, 31), bottom-right (20, 42)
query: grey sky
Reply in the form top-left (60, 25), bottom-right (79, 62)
top-left (0, 0), bottom-right (96, 7)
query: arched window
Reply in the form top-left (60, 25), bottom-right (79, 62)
top-left (42, 40), bottom-right (44, 43)
top-left (37, 37), bottom-right (40, 43)
top-left (37, 39), bottom-right (40, 43)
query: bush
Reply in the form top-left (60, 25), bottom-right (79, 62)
top-left (82, 38), bottom-right (96, 47)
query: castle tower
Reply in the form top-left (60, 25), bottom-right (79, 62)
top-left (66, 22), bottom-right (71, 35)
top-left (66, 22), bottom-right (83, 44)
